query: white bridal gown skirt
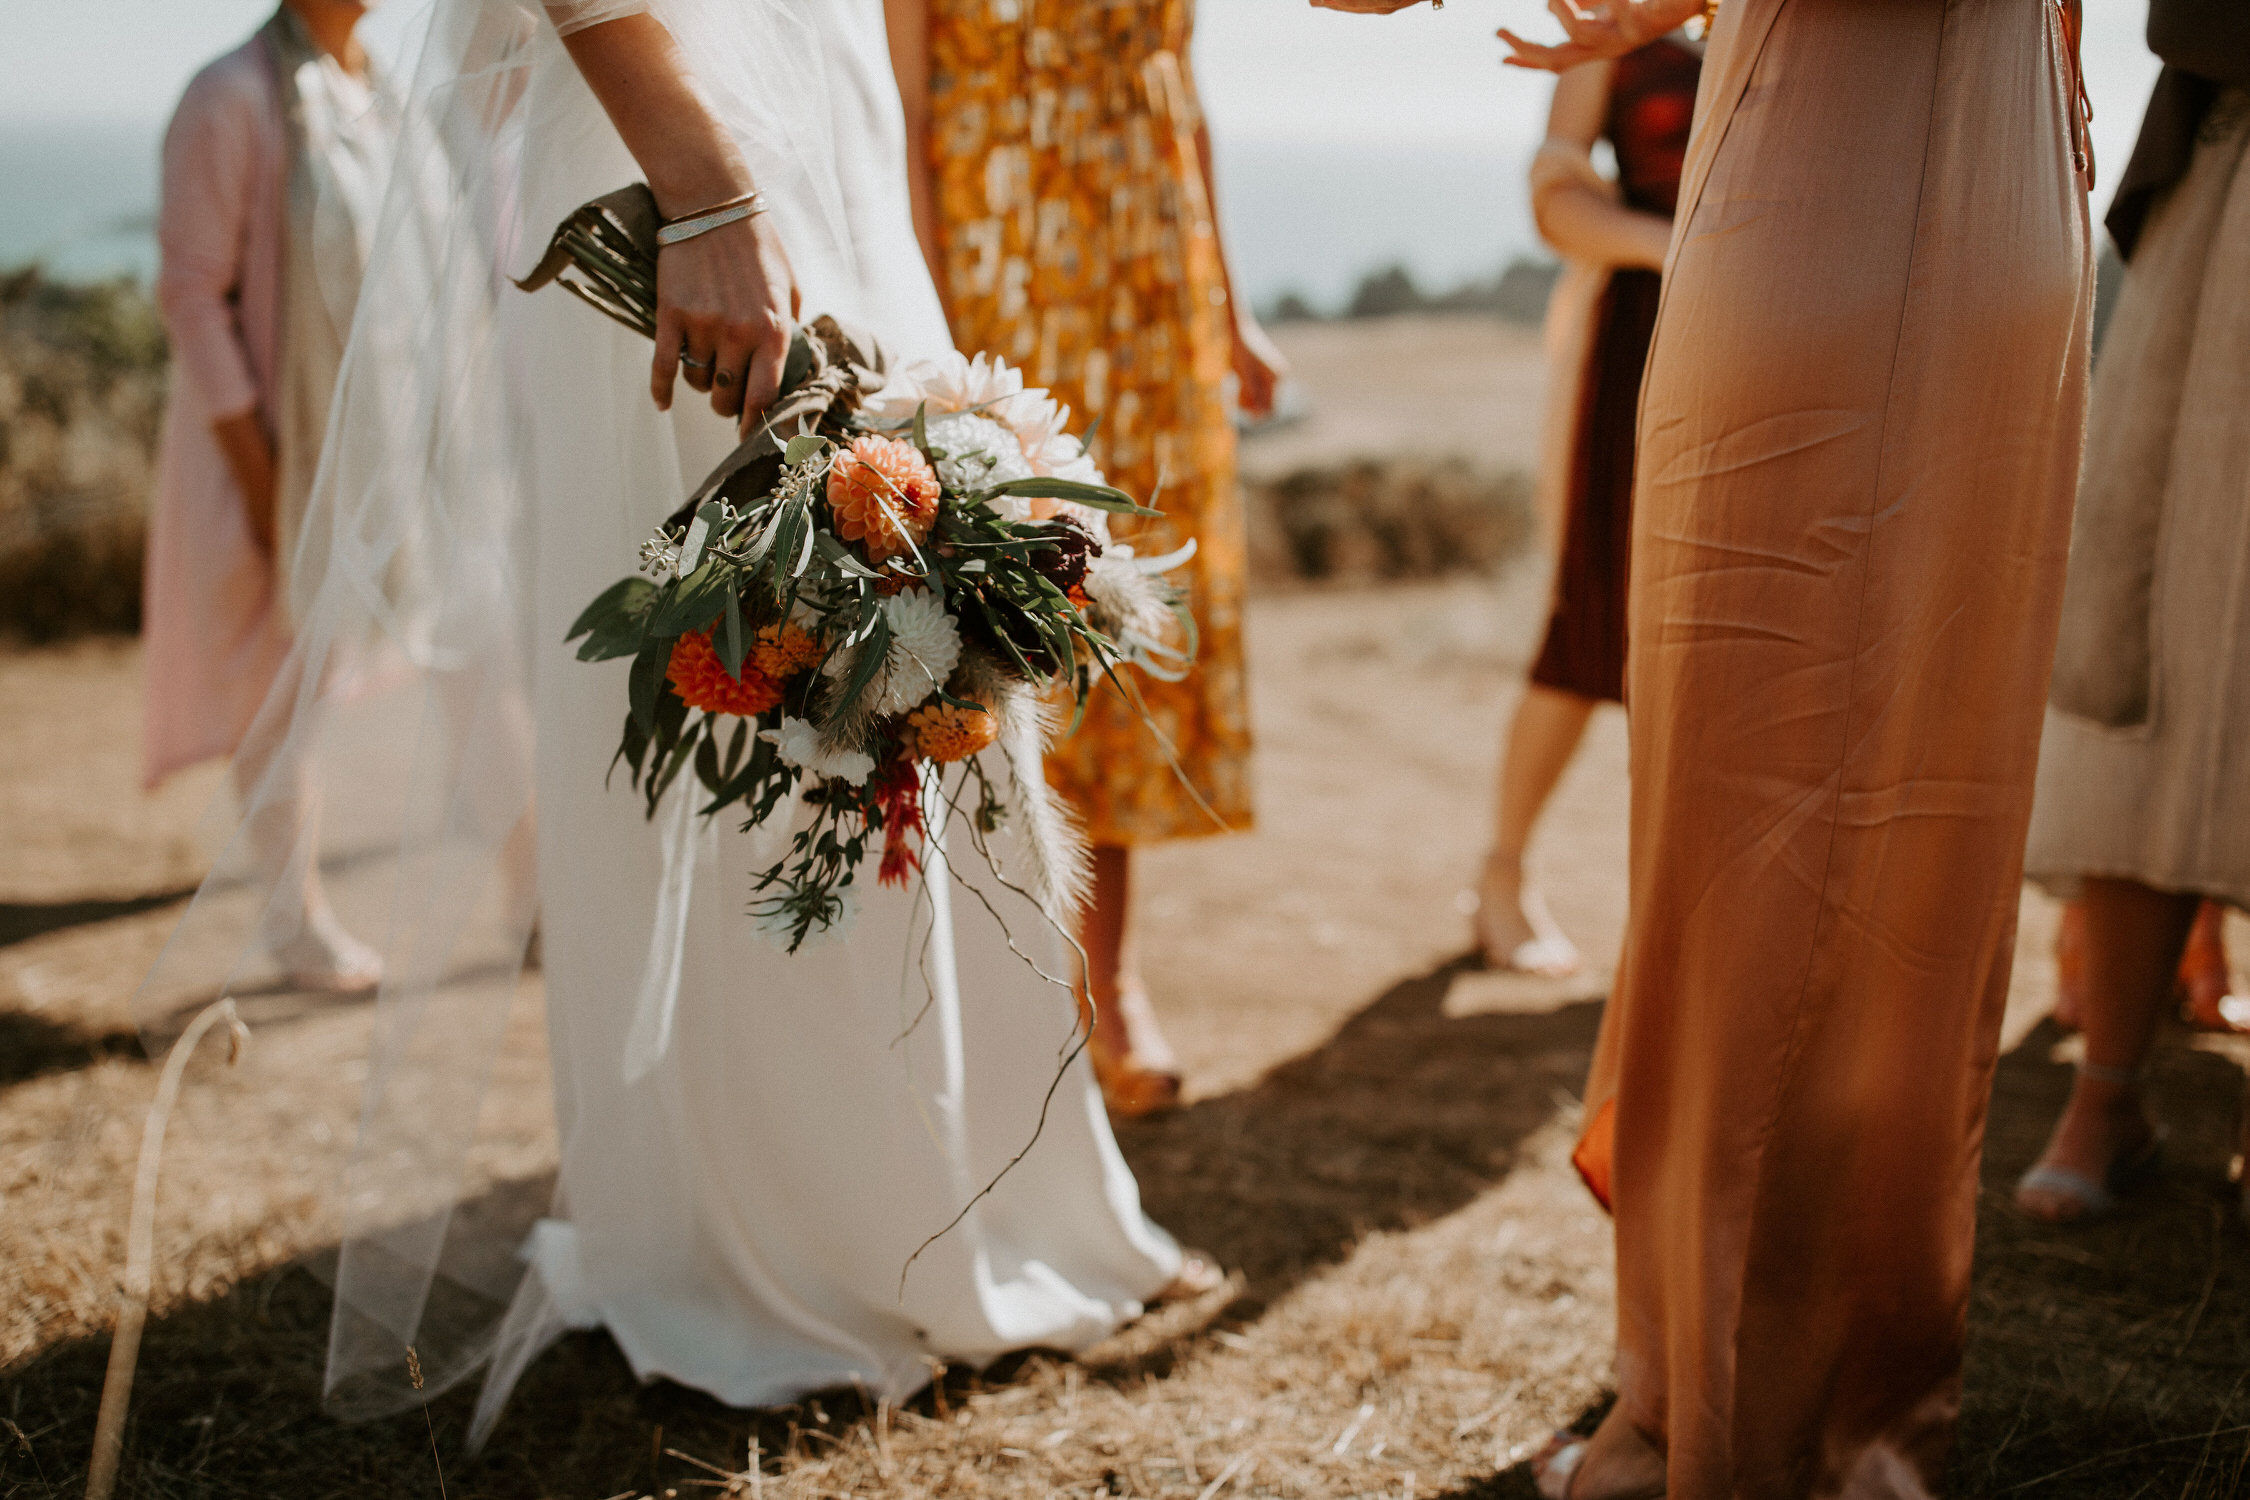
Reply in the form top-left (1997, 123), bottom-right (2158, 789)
top-left (501, 0), bottom-right (1181, 1410)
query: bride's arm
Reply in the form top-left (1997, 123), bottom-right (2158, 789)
top-left (556, 12), bottom-right (800, 427)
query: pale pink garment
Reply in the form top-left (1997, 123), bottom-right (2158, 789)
top-left (144, 36), bottom-right (294, 787)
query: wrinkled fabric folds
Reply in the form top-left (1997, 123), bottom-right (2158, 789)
top-left (1582, 0), bottom-right (2092, 1494)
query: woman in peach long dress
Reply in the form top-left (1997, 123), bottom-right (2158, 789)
top-left (892, 0), bottom-right (1284, 1113)
top-left (1492, 0), bottom-right (2092, 1492)
top-left (1477, 0), bottom-right (2092, 1494)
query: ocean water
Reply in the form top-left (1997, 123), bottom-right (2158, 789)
top-left (0, 119), bottom-right (163, 284)
top-left (0, 0), bottom-right (2158, 310)
top-left (0, 115), bottom-right (1524, 311)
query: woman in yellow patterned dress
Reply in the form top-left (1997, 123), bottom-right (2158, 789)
top-left (891, 0), bottom-right (1284, 1114)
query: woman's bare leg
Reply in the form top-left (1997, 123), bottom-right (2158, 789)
top-left (1079, 843), bottom-right (1181, 1115)
top-left (2018, 877), bottom-right (2195, 1220)
top-left (231, 684), bottom-right (381, 991)
top-left (1478, 683), bottom-right (1597, 973)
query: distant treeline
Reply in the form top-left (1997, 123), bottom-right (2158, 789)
top-left (1264, 255), bottom-right (1560, 326)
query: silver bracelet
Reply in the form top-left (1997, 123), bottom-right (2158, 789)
top-left (655, 192), bottom-right (765, 248)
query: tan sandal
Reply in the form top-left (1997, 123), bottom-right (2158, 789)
top-left (1080, 985), bottom-right (1182, 1118)
top-left (1149, 1250), bottom-right (1224, 1305)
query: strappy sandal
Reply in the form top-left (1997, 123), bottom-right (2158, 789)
top-left (1080, 984), bottom-right (1183, 1118)
top-left (2015, 1061), bottom-right (2164, 1223)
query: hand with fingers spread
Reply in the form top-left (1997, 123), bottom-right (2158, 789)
top-left (1499, 0), bottom-right (1705, 71)
top-left (652, 207), bottom-right (800, 433)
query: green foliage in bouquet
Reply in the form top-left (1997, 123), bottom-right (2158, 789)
top-left (535, 221), bottom-right (1192, 950)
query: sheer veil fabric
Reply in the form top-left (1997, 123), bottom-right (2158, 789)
top-left (134, 0), bottom-right (1182, 1445)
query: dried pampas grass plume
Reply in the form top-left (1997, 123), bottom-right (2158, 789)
top-left (953, 650), bottom-right (1091, 925)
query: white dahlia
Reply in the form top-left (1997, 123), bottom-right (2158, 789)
top-left (870, 350), bottom-right (1109, 489)
top-left (761, 716), bottom-right (876, 786)
top-left (924, 411), bottom-right (1036, 513)
top-left (873, 587), bottom-right (963, 716)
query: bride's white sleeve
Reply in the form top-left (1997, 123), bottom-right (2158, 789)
top-left (542, 1), bottom-right (649, 34)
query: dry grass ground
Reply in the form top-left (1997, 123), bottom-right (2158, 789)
top-left (5, 319), bottom-right (2250, 1497)
top-left (5, 581), bottom-right (2249, 1500)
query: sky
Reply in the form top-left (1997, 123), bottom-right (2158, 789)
top-left (0, 0), bottom-right (2162, 165)
top-left (0, 0), bottom-right (2169, 300)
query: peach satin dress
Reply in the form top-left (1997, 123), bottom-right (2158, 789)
top-left (1579, 0), bottom-right (2092, 1494)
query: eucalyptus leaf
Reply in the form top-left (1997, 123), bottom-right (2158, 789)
top-left (654, 558), bottom-right (734, 636)
top-left (987, 476), bottom-right (1159, 515)
top-left (783, 432), bottom-right (826, 468)
top-left (570, 575), bottom-right (658, 661)
top-left (834, 614), bottom-right (890, 717)
top-left (629, 638), bottom-right (670, 736)
top-left (719, 587), bottom-right (748, 676)
top-left (677, 500), bottom-right (725, 577)
top-left (695, 726), bottom-right (723, 796)
top-left (813, 532), bottom-right (880, 578)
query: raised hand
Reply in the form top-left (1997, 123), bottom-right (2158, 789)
top-left (1499, 0), bottom-right (1704, 71)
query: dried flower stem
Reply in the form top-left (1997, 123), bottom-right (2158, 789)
top-left (84, 998), bottom-right (250, 1500)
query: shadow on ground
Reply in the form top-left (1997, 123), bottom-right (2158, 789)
top-left (0, 1010), bottom-right (142, 1091)
top-left (0, 954), bottom-right (1595, 1497)
top-left (1428, 1018), bottom-right (2250, 1500)
top-left (5, 971), bottom-right (2247, 1498)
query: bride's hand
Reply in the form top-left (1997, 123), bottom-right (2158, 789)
top-left (1499, 0), bottom-right (1704, 70)
top-left (553, 13), bottom-right (803, 432)
top-left (652, 209), bottom-right (801, 433)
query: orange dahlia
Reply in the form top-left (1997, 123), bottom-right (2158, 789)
top-left (826, 435), bottom-right (939, 562)
top-left (752, 621), bottom-right (824, 679)
top-left (666, 627), bottom-right (782, 717)
top-left (903, 700), bottom-right (997, 764)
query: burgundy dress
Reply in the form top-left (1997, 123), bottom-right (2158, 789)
top-left (1526, 39), bottom-right (1702, 705)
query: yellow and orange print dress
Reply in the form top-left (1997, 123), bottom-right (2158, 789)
top-left (927, 0), bottom-right (1252, 844)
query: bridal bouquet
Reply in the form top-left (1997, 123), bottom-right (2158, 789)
top-left (566, 324), bottom-right (1191, 949)
top-left (529, 191), bottom-right (1192, 950)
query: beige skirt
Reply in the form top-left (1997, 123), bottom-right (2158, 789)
top-left (2027, 89), bottom-right (2250, 904)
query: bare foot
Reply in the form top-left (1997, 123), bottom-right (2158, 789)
top-left (1534, 1405), bottom-right (1665, 1500)
top-left (273, 911), bottom-right (382, 995)
top-left (1476, 858), bottom-right (1581, 977)
top-left (2016, 1075), bottom-right (2158, 1223)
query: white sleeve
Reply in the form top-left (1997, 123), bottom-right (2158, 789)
top-left (542, 1), bottom-right (649, 34)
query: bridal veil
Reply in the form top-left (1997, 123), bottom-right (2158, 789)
top-left (131, 0), bottom-right (910, 1430)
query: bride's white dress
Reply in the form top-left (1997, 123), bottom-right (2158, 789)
top-left (490, 0), bottom-right (1183, 1422)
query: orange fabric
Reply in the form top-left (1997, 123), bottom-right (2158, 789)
top-left (925, 0), bottom-right (1252, 845)
top-left (1586, 0), bottom-right (2092, 1495)
top-left (1573, 1095), bottom-right (1616, 1213)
